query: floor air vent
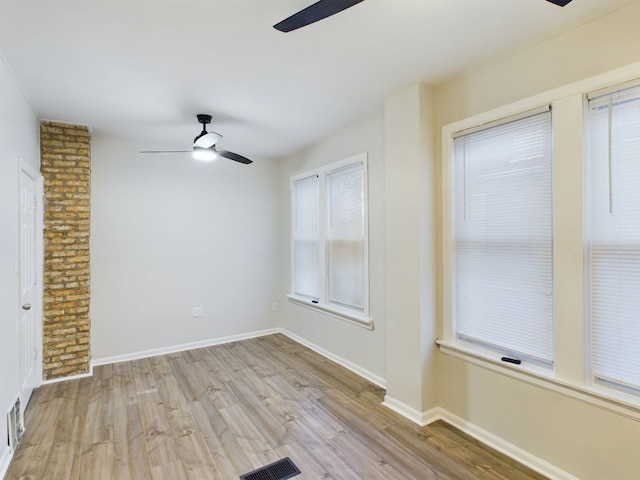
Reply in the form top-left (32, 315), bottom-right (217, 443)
top-left (6, 397), bottom-right (24, 453)
top-left (239, 457), bottom-right (301, 480)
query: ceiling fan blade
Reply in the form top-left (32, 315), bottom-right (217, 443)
top-left (214, 147), bottom-right (253, 165)
top-left (274, 0), bottom-right (365, 32)
top-left (545, 0), bottom-right (572, 6)
top-left (139, 150), bottom-right (192, 154)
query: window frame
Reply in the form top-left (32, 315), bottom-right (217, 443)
top-left (439, 63), bottom-right (640, 419)
top-left (288, 152), bottom-right (372, 329)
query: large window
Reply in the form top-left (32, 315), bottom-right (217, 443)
top-left (452, 109), bottom-right (553, 365)
top-left (587, 83), bottom-right (640, 395)
top-left (290, 153), bottom-right (370, 326)
top-left (441, 71), bottom-right (640, 416)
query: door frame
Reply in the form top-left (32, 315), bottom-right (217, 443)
top-left (18, 158), bottom-right (43, 399)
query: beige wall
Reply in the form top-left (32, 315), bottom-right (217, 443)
top-left (436, 2), bottom-right (640, 126)
top-left (383, 83), bottom-right (439, 414)
top-left (278, 114), bottom-right (387, 382)
top-left (441, 357), bottom-right (640, 479)
top-left (435, 3), bottom-right (640, 479)
top-left (278, 3), bottom-right (640, 478)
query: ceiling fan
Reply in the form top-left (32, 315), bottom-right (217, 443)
top-left (274, 0), bottom-right (573, 32)
top-left (140, 114), bottom-right (253, 165)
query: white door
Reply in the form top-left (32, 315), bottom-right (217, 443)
top-left (19, 166), bottom-right (40, 405)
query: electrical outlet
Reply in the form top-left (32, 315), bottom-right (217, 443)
top-left (272, 302), bottom-right (278, 312)
top-left (192, 307), bottom-right (204, 318)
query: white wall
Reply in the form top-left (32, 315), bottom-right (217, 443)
top-left (435, 4), bottom-right (640, 479)
top-left (278, 114), bottom-right (386, 383)
top-left (90, 136), bottom-right (280, 361)
top-left (0, 54), bottom-right (40, 471)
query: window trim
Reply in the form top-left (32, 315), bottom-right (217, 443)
top-left (436, 340), bottom-right (640, 420)
top-left (289, 152), bottom-right (372, 329)
top-left (286, 294), bottom-right (373, 330)
top-left (440, 62), bottom-right (640, 419)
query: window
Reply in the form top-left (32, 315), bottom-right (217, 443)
top-left (292, 175), bottom-right (320, 300)
top-left (289, 153), bottom-right (370, 327)
top-left (587, 82), bottom-right (640, 395)
top-left (452, 109), bottom-right (553, 365)
top-left (326, 163), bottom-right (366, 310)
top-left (441, 70), bottom-right (640, 417)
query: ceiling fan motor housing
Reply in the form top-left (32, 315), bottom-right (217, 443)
top-left (193, 114), bottom-right (223, 148)
top-left (197, 114), bottom-right (212, 125)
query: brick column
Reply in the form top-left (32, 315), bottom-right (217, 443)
top-left (40, 122), bottom-right (91, 380)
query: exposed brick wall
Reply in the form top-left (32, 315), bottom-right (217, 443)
top-left (40, 122), bottom-right (91, 380)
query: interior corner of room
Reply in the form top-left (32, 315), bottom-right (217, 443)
top-left (1, 1), bottom-right (639, 479)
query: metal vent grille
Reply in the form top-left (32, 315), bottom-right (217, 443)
top-left (239, 457), bottom-right (301, 480)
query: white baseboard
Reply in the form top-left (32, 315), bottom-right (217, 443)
top-left (381, 396), bottom-right (443, 426)
top-left (42, 364), bottom-right (94, 385)
top-left (94, 325), bottom-right (386, 389)
top-left (91, 328), bottom-right (281, 367)
top-left (435, 409), bottom-right (580, 480)
top-left (377, 400), bottom-right (577, 480)
top-left (0, 445), bottom-right (12, 480)
top-left (91, 328), bottom-right (387, 391)
top-left (32, 327), bottom-right (578, 480)
top-left (279, 329), bottom-right (386, 389)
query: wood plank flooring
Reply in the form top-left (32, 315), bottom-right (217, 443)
top-left (6, 334), bottom-right (547, 479)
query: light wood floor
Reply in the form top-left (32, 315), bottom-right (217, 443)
top-left (6, 334), bottom-right (547, 480)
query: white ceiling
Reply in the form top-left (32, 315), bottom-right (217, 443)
top-left (0, 0), bottom-right (635, 160)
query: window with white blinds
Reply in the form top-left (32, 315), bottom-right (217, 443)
top-left (327, 163), bottom-right (365, 311)
top-left (292, 175), bottom-right (320, 300)
top-left (587, 83), bottom-right (640, 394)
top-left (290, 153), bottom-right (369, 320)
top-left (453, 109), bottom-right (554, 364)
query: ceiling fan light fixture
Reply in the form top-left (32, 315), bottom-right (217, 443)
top-left (193, 131), bottom-right (223, 149)
top-left (192, 147), bottom-right (218, 162)
top-left (140, 114), bottom-right (252, 165)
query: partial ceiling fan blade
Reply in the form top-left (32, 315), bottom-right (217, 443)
top-left (545, 0), bottom-right (572, 6)
top-left (139, 150), bottom-right (192, 154)
top-left (274, 0), bottom-right (365, 32)
top-left (214, 147), bottom-right (253, 165)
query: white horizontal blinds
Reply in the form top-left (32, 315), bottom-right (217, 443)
top-left (588, 84), bottom-right (640, 392)
top-left (293, 175), bottom-right (320, 300)
top-left (453, 110), bottom-right (553, 363)
top-left (326, 163), bottom-right (365, 310)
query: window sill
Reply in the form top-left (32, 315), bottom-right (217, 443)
top-left (437, 340), bottom-right (640, 421)
top-left (287, 295), bottom-right (374, 330)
